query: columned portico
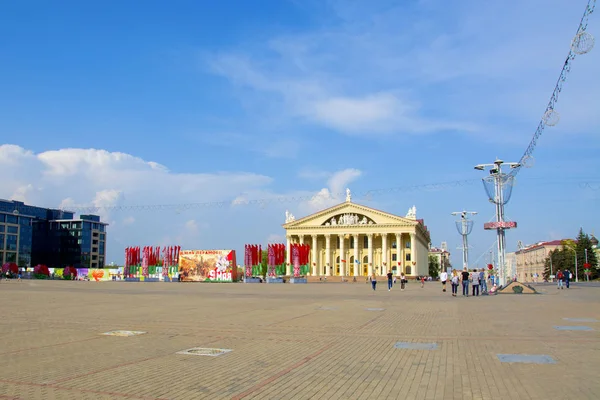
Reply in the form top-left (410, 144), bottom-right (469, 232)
top-left (282, 190), bottom-right (430, 278)
top-left (339, 234), bottom-right (345, 276)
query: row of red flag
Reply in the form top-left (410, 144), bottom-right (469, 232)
top-left (244, 244), bottom-right (262, 266)
top-left (125, 246), bottom-right (180, 268)
top-left (291, 243), bottom-right (310, 265)
top-left (267, 243), bottom-right (286, 266)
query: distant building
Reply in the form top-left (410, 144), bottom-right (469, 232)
top-left (429, 244), bottom-right (451, 273)
top-left (0, 199), bottom-right (107, 269)
top-left (515, 240), bottom-right (566, 281)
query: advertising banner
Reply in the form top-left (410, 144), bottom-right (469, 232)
top-left (178, 250), bottom-right (237, 282)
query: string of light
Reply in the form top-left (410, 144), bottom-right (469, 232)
top-left (2, 178), bottom-right (598, 215)
top-left (511, 0), bottom-right (596, 177)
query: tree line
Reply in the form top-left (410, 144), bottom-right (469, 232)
top-left (543, 229), bottom-right (598, 281)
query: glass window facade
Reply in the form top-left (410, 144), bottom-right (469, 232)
top-left (1, 200), bottom-right (108, 269)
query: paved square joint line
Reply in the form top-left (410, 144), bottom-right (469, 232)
top-left (554, 325), bottom-right (594, 331)
top-left (563, 318), bottom-right (598, 323)
top-left (497, 354), bottom-right (556, 364)
top-left (366, 308), bottom-right (385, 311)
top-left (176, 347), bottom-right (232, 357)
top-left (101, 330), bottom-right (146, 337)
top-left (394, 342), bottom-right (438, 350)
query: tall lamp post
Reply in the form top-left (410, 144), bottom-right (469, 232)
top-left (451, 211), bottom-right (477, 271)
top-left (475, 159), bottom-right (520, 287)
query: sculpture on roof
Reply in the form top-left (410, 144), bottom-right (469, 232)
top-left (405, 205), bottom-right (417, 219)
top-left (285, 210), bottom-right (296, 223)
top-left (346, 188), bottom-right (351, 202)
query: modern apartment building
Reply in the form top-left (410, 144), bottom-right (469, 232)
top-left (0, 199), bottom-right (107, 269)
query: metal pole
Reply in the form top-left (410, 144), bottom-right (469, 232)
top-left (463, 218), bottom-right (469, 269)
top-left (585, 248), bottom-right (588, 281)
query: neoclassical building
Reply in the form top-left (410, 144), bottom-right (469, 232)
top-left (282, 189), bottom-right (431, 278)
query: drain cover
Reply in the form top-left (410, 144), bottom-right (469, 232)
top-left (394, 342), bottom-right (437, 350)
top-left (102, 330), bottom-right (146, 337)
top-left (176, 347), bottom-right (232, 357)
top-left (366, 308), bottom-right (385, 311)
top-left (554, 326), bottom-right (594, 331)
top-left (497, 354), bottom-right (555, 364)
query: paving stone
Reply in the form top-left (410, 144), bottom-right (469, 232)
top-left (0, 280), bottom-right (599, 399)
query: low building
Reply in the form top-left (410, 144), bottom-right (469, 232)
top-left (515, 240), bottom-right (565, 281)
top-left (0, 199), bottom-right (108, 269)
top-left (429, 242), bottom-right (451, 274)
top-left (282, 189), bottom-right (431, 277)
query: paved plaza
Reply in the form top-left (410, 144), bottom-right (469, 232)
top-left (0, 280), bottom-right (599, 400)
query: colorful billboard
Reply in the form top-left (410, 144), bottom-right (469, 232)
top-left (179, 250), bottom-right (237, 282)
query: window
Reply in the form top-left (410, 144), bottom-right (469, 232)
top-left (363, 236), bottom-right (368, 248)
top-left (392, 241), bottom-right (397, 249)
top-left (7, 226), bottom-right (18, 234)
top-left (6, 215), bottom-right (17, 224)
top-left (72, 222), bottom-right (82, 229)
top-left (5, 252), bottom-right (16, 262)
top-left (6, 235), bottom-right (17, 251)
top-left (0, 225), bottom-right (4, 232)
top-left (350, 236), bottom-right (354, 249)
top-left (405, 241), bottom-right (411, 249)
top-left (0, 214), bottom-right (5, 222)
top-left (392, 254), bottom-right (397, 261)
top-left (20, 217), bottom-right (31, 226)
top-left (405, 253), bottom-right (411, 261)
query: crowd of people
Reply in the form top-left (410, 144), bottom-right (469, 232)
top-left (368, 267), bottom-right (499, 296)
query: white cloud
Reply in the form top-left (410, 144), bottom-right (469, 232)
top-left (303, 168), bottom-right (362, 212)
top-left (0, 144), bottom-right (274, 262)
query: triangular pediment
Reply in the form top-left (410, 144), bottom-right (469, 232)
top-left (283, 202), bottom-right (418, 229)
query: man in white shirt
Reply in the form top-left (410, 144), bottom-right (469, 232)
top-left (440, 270), bottom-right (448, 292)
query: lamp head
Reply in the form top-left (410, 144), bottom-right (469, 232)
top-left (474, 165), bottom-right (485, 171)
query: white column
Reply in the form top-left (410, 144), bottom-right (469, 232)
top-left (299, 235), bottom-right (304, 244)
top-left (339, 234), bottom-right (345, 276)
top-left (312, 235), bottom-right (318, 276)
top-left (382, 233), bottom-right (388, 275)
top-left (286, 235), bottom-right (292, 276)
top-left (353, 234), bottom-right (359, 276)
top-left (325, 234), bottom-right (331, 276)
top-left (367, 233), bottom-right (373, 276)
top-left (410, 232), bottom-right (416, 276)
top-left (396, 233), bottom-right (402, 276)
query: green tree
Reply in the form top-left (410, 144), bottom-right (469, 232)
top-left (260, 250), bottom-right (268, 276)
top-left (428, 255), bottom-right (440, 279)
top-left (576, 228), bottom-right (599, 280)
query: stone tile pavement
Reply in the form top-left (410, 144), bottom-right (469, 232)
top-left (0, 279), bottom-right (598, 399)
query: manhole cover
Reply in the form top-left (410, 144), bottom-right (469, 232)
top-left (394, 342), bottom-right (437, 350)
top-left (554, 326), bottom-right (594, 331)
top-left (176, 347), bottom-right (232, 357)
top-left (101, 330), bottom-right (146, 337)
top-left (366, 308), bottom-right (385, 311)
top-left (497, 354), bottom-right (555, 364)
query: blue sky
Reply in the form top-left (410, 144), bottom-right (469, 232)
top-left (0, 0), bottom-right (598, 267)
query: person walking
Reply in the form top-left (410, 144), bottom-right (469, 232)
top-left (461, 267), bottom-right (470, 296)
top-left (479, 268), bottom-right (487, 294)
top-left (400, 272), bottom-right (406, 291)
top-left (556, 270), bottom-right (564, 289)
top-left (564, 268), bottom-right (570, 289)
top-left (440, 270), bottom-right (448, 292)
top-left (387, 271), bottom-right (393, 291)
top-left (370, 273), bottom-right (377, 291)
top-left (471, 269), bottom-right (480, 296)
top-left (451, 270), bottom-right (459, 297)
top-left (420, 276), bottom-right (425, 288)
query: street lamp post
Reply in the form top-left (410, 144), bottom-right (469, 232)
top-left (475, 158), bottom-right (520, 287)
top-left (451, 211), bottom-right (477, 271)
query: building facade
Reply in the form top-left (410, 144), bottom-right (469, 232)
top-left (515, 240), bottom-right (564, 281)
top-left (0, 200), bottom-right (107, 269)
top-left (282, 190), bottom-right (431, 277)
top-left (429, 243), bottom-right (451, 274)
